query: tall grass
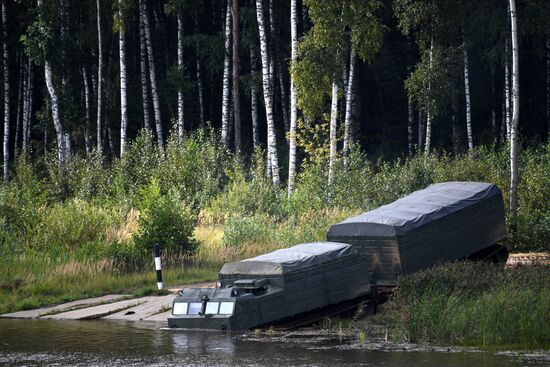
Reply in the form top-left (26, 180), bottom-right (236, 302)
top-left (382, 262), bottom-right (550, 349)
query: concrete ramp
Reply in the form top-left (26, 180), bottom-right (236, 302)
top-left (103, 295), bottom-right (174, 321)
top-left (0, 294), bottom-right (132, 319)
top-left (41, 298), bottom-right (145, 320)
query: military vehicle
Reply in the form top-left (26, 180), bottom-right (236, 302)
top-left (327, 181), bottom-right (508, 288)
top-left (167, 242), bottom-right (371, 330)
top-left (168, 181), bottom-right (508, 331)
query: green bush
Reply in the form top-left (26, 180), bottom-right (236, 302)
top-left (222, 214), bottom-right (273, 247)
top-left (134, 179), bottom-right (198, 258)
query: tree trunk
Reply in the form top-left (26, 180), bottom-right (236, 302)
top-left (256, 0), bottom-right (280, 185)
top-left (177, 13), bottom-right (184, 142)
top-left (463, 43), bottom-right (473, 152)
top-left (96, 0), bottom-right (103, 154)
top-left (418, 109), bottom-right (423, 150)
top-left (546, 36), bottom-right (549, 138)
top-left (119, 0), bottom-right (128, 158)
top-left (140, 0), bottom-right (164, 153)
top-left (509, 0), bottom-right (520, 234)
top-left (82, 67), bottom-right (92, 156)
top-left (505, 37), bottom-right (511, 142)
top-left (501, 91), bottom-right (506, 142)
top-left (288, 0), bottom-right (298, 197)
top-left (343, 50), bottom-right (356, 166)
top-left (2, 1), bottom-right (9, 182)
top-left (250, 46), bottom-right (259, 150)
top-left (139, 6), bottom-right (151, 136)
top-left (328, 80), bottom-right (339, 187)
top-left (231, 0), bottom-right (242, 154)
top-left (408, 97), bottom-right (414, 156)
top-left (23, 57), bottom-right (33, 156)
top-left (196, 58), bottom-right (205, 128)
top-left (221, 0), bottom-right (232, 149)
top-left (44, 62), bottom-right (66, 165)
top-left (14, 52), bottom-right (23, 162)
top-left (424, 39), bottom-right (434, 157)
top-left (452, 112), bottom-right (459, 153)
top-left (491, 72), bottom-right (498, 143)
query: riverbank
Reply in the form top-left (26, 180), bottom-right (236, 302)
top-left (318, 260), bottom-right (550, 350)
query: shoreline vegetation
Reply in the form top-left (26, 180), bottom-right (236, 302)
top-left (1, 131), bottom-right (549, 350)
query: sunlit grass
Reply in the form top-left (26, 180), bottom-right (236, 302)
top-left (0, 255), bottom-right (218, 314)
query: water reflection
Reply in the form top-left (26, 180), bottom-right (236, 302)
top-left (0, 319), bottom-right (543, 367)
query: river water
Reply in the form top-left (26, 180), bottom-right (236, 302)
top-left (0, 319), bottom-right (546, 366)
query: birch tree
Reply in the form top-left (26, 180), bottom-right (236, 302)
top-left (118, 0), bottom-right (128, 158)
top-left (509, 0), bottom-right (519, 234)
top-left (232, 0), bottom-right (242, 154)
top-left (177, 12), bottom-right (184, 141)
top-left (463, 40), bottom-right (473, 152)
top-left (408, 96), bottom-right (414, 155)
top-left (96, 0), bottom-right (103, 154)
top-left (140, 0), bottom-right (164, 153)
top-left (2, 0), bottom-right (9, 182)
top-left (343, 50), bottom-right (356, 166)
top-left (82, 67), bottom-right (92, 156)
top-left (250, 46), bottom-right (259, 150)
top-left (139, 6), bottom-right (151, 136)
top-left (221, 0), bottom-right (231, 149)
top-left (256, 0), bottom-right (280, 184)
top-left (287, 0), bottom-right (298, 196)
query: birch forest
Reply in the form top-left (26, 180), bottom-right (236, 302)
top-left (0, 0), bottom-right (549, 266)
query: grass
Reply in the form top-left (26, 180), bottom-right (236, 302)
top-left (0, 255), bottom-right (218, 315)
top-left (350, 262), bottom-right (550, 350)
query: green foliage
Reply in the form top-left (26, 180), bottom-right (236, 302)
top-left (134, 178), bottom-right (198, 258)
top-left (391, 262), bottom-right (550, 349)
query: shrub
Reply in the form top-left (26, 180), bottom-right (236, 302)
top-left (134, 179), bottom-right (198, 259)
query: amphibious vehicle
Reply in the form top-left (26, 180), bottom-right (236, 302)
top-left (167, 242), bottom-right (370, 330)
top-left (168, 181), bottom-right (508, 331)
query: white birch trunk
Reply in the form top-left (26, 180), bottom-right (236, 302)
top-left (82, 67), bottom-right (92, 156)
top-left (2, 0), bottom-right (8, 182)
top-left (268, 0), bottom-right (275, 94)
top-left (418, 109), bottom-right (423, 150)
top-left (44, 62), bottom-right (66, 165)
top-left (256, 0), bottom-right (280, 184)
top-left (119, 0), bottom-right (128, 158)
top-left (250, 46), bottom-right (259, 149)
top-left (343, 50), bottom-right (356, 166)
top-left (509, 0), bottom-right (520, 232)
top-left (463, 43), bottom-right (473, 152)
top-left (177, 14), bottom-right (184, 141)
top-left (221, 0), bottom-right (232, 148)
top-left (287, 0), bottom-right (298, 197)
top-left (231, 0), bottom-right (242, 154)
top-left (328, 80), bottom-right (339, 187)
top-left (22, 57), bottom-right (30, 157)
top-left (96, 0), bottom-right (103, 154)
top-left (491, 74), bottom-right (496, 139)
top-left (501, 92), bottom-right (506, 142)
top-left (23, 58), bottom-right (33, 156)
top-left (14, 52), bottom-right (23, 161)
top-left (505, 38), bottom-right (511, 142)
top-left (140, 0), bottom-right (164, 152)
top-left (408, 97), bottom-right (414, 156)
top-left (424, 39), bottom-right (434, 157)
top-left (139, 7), bottom-right (151, 136)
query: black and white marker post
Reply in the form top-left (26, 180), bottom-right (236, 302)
top-left (153, 244), bottom-right (163, 290)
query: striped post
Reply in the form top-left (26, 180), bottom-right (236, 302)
top-left (153, 244), bottom-right (163, 289)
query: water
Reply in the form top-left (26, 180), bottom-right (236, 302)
top-left (0, 319), bottom-right (545, 366)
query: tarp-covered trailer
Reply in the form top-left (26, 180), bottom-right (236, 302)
top-left (168, 242), bottom-right (371, 331)
top-left (326, 182), bottom-right (508, 287)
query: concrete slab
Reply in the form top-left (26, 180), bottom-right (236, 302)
top-left (143, 310), bottom-right (172, 322)
top-left (0, 294), bottom-right (132, 319)
top-left (41, 298), bottom-right (145, 320)
top-left (103, 295), bottom-right (174, 321)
